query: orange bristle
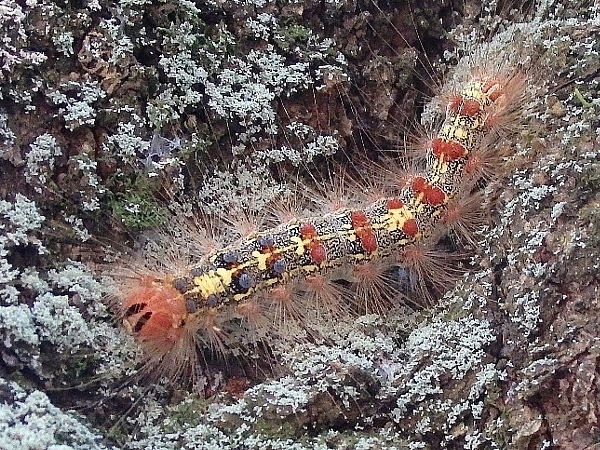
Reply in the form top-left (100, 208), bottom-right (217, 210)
top-left (478, 72), bottom-right (531, 136)
top-left (350, 260), bottom-right (402, 315)
top-left (264, 284), bottom-right (304, 329)
top-left (221, 209), bottom-right (265, 240)
top-left (299, 273), bottom-right (350, 320)
top-left (441, 192), bottom-right (488, 248)
top-left (396, 244), bottom-right (464, 305)
top-left (463, 138), bottom-right (511, 183)
top-left (196, 307), bottom-right (227, 358)
top-left (235, 300), bottom-right (271, 339)
top-left (265, 190), bottom-right (307, 227)
top-left (304, 167), bottom-right (361, 214)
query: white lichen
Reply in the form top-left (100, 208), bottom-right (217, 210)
top-left (25, 133), bottom-right (63, 192)
top-left (52, 31), bottom-right (74, 56)
top-left (46, 80), bottom-right (106, 131)
top-left (0, 380), bottom-right (111, 450)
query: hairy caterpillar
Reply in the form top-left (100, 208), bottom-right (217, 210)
top-left (117, 59), bottom-right (530, 384)
top-left (3, 0), bottom-right (599, 447)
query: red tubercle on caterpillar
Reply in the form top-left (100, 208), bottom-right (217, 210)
top-left (411, 177), bottom-right (446, 206)
top-left (411, 176), bottom-right (427, 194)
top-left (483, 78), bottom-right (504, 102)
top-left (300, 222), bottom-right (317, 239)
top-left (300, 222), bottom-right (327, 264)
top-left (309, 244), bottom-right (327, 264)
top-left (349, 210), bottom-right (369, 228)
top-left (386, 198), bottom-right (404, 210)
top-left (402, 218), bottom-right (419, 237)
top-left (448, 94), bottom-right (482, 116)
top-left (426, 187), bottom-right (446, 206)
top-left (358, 232), bottom-right (378, 253)
top-left (350, 211), bottom-right (378, 253)
top-left (431, 138), bottom-right (467, 161)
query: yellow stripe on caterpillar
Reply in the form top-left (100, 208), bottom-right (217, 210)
top-left (192, 268), bottom-right (233, 299)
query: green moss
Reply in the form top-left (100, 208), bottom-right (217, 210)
top-left (274, 24), bottom-right (311, 51)
top-left (161, 397), bottom-right (212, 432)
top-left (107, 177), bottom-right (169, 233)
top-left (580, 162), bottom-right (600, 194)
top-left (253, 417), bottom-right (301, 439)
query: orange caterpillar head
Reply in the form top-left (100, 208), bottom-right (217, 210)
top-left (120, 276), bottom-right (200, 383)
top-left (122, 276), bottom-right (189, 345)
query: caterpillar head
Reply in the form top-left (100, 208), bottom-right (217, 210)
top-left (122, 276), bottom-right (190, 354)
top-left (119, 275), bottom-right (204, 384)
